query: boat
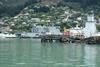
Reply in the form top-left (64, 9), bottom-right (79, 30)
top-left (20, 32), bottom-right (40, 38)
top-left (0, 32), bottom-right (17, 38)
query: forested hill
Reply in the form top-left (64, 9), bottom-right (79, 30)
top-left (0, 0), bottom-right (38, 17)
top-left (41, 0), bottom-right (100, 5)
top-left (0, 0), bottom-right (100, 17)
top-left (64, 0), bottom-right (100, 5)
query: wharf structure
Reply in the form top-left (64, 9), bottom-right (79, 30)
top-left (18, 26), bottom-right (63, 39)
top-left (17, 12), bottom-right (100, 44)
top-left (32, 26), bottom-right (69, 42)
top-left (40, 12), bottom-right (100, 44)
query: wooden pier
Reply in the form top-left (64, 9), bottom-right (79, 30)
top-left (40, 35), bottom-right (82, 43)
top-left (41, 35), bottom-right (60, 42)
top-left (41, 35), bottom-right (68, 42)
top-left (17, 33), bottom-right (100, 44)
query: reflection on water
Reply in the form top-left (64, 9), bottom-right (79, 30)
top-left (84, 45), bottom-right (96, 67)
top-left (0, 39), bottom-right (100, 67)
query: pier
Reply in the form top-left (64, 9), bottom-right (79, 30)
top-left (41, 35), bottom-right (61, 42)
top-left (40, 35), bottom-right (83, 43)
top-left (41, 35), bottom-right (69, 43)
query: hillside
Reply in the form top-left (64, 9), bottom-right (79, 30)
top-left (0, 0), bottom-right (100, 32)
top-left (0, 0), bottom-right (38, 17)
top-left (0, 3), bottom-right (92, 32)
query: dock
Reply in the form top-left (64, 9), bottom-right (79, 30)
top-left (41, 35), bottom-right (68, 42)
top-left (40, 35), bottom-right (82, 43)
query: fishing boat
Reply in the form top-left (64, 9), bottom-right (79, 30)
top-left (0, 32), bottom-right (17, 38)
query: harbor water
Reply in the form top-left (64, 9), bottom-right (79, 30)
top-left (0, 39), bottom-right (100, 67)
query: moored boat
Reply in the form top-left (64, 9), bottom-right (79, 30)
top-left (0, 32), bottom-right (17, 38)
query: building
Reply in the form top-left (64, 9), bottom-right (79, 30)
top-left (83, 12), bottom-right (97, 38)
top-left (32, 26), bottom-right (62, 35)
top-left (70, 26), bottom-right (83, 37)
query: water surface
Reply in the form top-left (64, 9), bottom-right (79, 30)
top-left (0, 39), bottom-right (100, 67)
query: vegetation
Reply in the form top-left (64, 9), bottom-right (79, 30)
top-left (96, 25), bottom-right (100, 32)
top-left (0, 0), bottom-right (100, 32)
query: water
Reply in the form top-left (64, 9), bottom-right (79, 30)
top-left (0, 39), bottom-right (100, 67)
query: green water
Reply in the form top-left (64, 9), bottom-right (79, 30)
top-left (0, 39), bottom-right (100, 67)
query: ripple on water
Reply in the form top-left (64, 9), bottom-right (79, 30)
top-left (16, 62), bottom-right (27, 65)
top-left (76, 64), bottom-right (96, 67)
top-left (54, 62), bottom-right (73, 66)
top-left (42, 60), bottom-right (55, 64)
